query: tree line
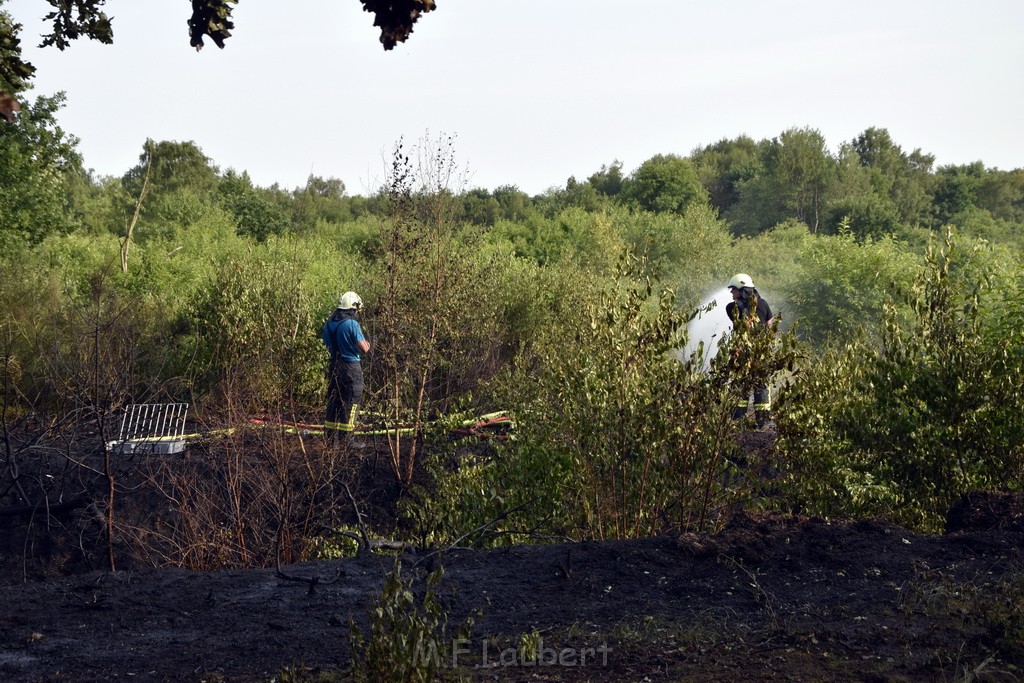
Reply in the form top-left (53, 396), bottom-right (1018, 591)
top-left (4, 95), bottom-right (1022, 254)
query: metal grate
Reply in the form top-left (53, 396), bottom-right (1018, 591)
top-left (108, 403), bottom-right (189, 454)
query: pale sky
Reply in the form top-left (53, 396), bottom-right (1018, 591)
top-left (8, 0), bottom-right (1024, 196)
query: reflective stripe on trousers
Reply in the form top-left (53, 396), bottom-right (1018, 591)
top-left (324, 404), bottom-right (360, 433)
top-left (737, 385), bottom-right (772, 410)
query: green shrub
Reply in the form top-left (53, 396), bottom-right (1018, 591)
top-left (617, 204), bottom-right (733, 304)
top-left (185, 244), bottom-right (327, 409)
top-left (783, 228), bottom-right (918, 346)
top-left (349, 560), bottom-right (473, 682)
top-left (722, 219), bottom-right (808, 314)
top-left (777, 229), bottom-right (1024, 529)
top-left (410, 250), bottom-right (799, 543)
top-left (489, 206), bottom-right (623, 270)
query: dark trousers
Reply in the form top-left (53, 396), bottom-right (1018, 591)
top-left (733, 383), bottom-right (772, 421)
top-left (325, 360), bottom-right (364, 440)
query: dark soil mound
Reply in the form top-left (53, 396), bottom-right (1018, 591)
top-left (2, 510), bottom-right (1022, 682)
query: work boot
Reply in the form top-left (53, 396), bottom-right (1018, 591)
top-left (755, 411), bottom-right (773, 430)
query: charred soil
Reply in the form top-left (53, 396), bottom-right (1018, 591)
top-left (1, 433), bottom-right (1023, 682)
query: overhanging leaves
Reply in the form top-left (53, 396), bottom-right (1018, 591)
top-left (1, 11), bottom-right (36, 94)
top-left (360, 0), bottom-right (436, 50)
top-left (40, 0), bottom-right (112, 50)
top-left (188, 0), bottom-right (237, 51)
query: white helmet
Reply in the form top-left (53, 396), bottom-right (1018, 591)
top-left (728, 273), bottom-right (755, 290)
top-left (338, 291), bottom-right (363, 310)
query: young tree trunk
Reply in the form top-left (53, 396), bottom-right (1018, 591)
top-left (120, 154), bottom-right (152, 274)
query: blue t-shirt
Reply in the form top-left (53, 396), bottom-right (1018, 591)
top-left (322, 314), bottom-right (366, 362)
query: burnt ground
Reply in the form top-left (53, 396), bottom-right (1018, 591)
top-left (1, 507), bottom-right (1022, 681)
top-left (1, 429), bottom-right (1023, 682)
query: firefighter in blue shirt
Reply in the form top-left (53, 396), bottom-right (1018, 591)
top-left (322, 291), bottom-right (370, 444)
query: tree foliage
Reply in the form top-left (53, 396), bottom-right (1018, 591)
top-left (691, 135), bottom-right (764, 215)
top-left (3, 0), bottom-right (434, 74)
top-left (218, 170), bottom-right (290, 241)
top-left (620, 154), bottom-right (709, 215)
top-left (850, 126), bottom-right (934, 227)
top-left (359, 0), bottom-right (436, 50)
top-left (38, 0), bottom-right (113, 50)
top-left (588, 160), bottom-right (625, 197)
top-left (0, 6), bottom-right (34, 96)
top-left (0, 92), bottom-right (81, 249)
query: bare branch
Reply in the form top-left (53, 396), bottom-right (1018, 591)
top-left (412, 500), bottom-right (533, 569)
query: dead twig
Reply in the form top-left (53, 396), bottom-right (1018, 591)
top-left (274, 515), bottom-right (342, 595)
top-left (319, 525), bottom-right (411, 555)
top-left (344, 483), bottom-right (372, 556)
top-left (559, 548), bottom-right (573, 580)
top-left (412, 500), bottom-right (533, 569)
top-left (720, 554), bottom-right (779, 630)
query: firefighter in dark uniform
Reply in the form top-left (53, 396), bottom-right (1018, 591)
top-left (322, 291), bottom-right (370, 444)
top-left (725, 273), bottom-right (774, 427)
